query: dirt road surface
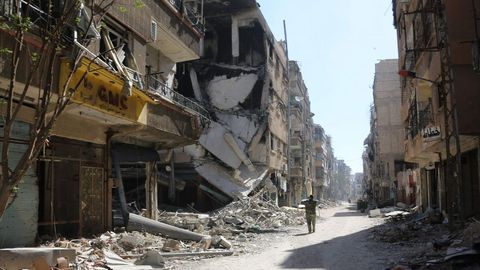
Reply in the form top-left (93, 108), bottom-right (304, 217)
top-left (173, 203), bottom-right (392, 270)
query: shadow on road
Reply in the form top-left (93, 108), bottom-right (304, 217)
top-left (280, 226), bottom-right (379, 269)
top-left (333, 211), bottom-right (368, 217)
top-left (280, 207), bottom-right (382, 269)
top-left (293, 233), bottom-right (310, 236)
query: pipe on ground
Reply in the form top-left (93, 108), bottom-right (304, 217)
top-left (127, 213), bottom-right (207, 242)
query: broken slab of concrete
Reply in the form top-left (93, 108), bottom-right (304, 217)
top-left (195, 161), bottom-right (269, 198)
top-left (199, 121), bottom-right (245, 169)
top-left (104, 249), bottom-right (162, 270)
top-left (369, 209), bottom-right (382, 218)
top-left (207, 73), bottom-right (258, 110)
top-left (0, 248), bottom-right (76, 270)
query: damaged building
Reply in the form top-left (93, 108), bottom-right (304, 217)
top-left (363, 60), bottom-right (412, 205)
top-left (313, 124), bottom-right (329, 200)
top-left (287, 61), bottom-right (315, 205)
top-left (392, 0), bottom-right (480, 219)
top-left (167, 0), bottom-right (289, 206)
top-left (0, 0), bottom-right (209, 247)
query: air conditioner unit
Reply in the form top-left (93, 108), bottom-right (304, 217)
top-left (150, 20), bottom-right (158, 41)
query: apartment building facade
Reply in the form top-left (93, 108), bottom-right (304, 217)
top-left (287, 61), bottom-right (314, 205)
top-left (313, 124), bottom-right (328, 200)
top-left (364, 59), bottom-right (406, 204)
top-left (393, 0), bottom-right (480, 218)
top-left (0, 0), bottom-right (207, 247)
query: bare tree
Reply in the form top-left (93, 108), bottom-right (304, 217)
top-left (0, 0), bottom-right (114, 218)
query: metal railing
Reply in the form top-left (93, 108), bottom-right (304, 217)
top-left (418, 100), bottom-right (434, 130)
top-left (146, 75), bottom-right (209, 123)
top-left (124, 66), bottom-right (144, 90)
top-left (168, 0), bottom-right (205, 34)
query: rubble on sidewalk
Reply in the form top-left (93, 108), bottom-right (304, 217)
top-left (377, 212), bottom-right (480, 269)
top-left (156, 197), bottom-right (306, 236)
top-left (19, 196), bottom-right (308, 269)
top-left (36, 230), bottom-right (232, 269)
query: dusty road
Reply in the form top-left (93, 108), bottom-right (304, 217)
top-left (174, 204), bottom-right (391, 270)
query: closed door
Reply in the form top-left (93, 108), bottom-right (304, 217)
top-left (80, 166), bottom-right (104, 236)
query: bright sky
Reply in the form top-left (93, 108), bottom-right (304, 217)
top-left (257, 0), bottom-right (399, 173)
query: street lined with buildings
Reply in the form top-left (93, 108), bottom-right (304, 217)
top-left (1, 0), bottom-right (480, 269)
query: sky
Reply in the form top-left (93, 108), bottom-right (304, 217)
top-left (257, 0), bottom-right (399, 173)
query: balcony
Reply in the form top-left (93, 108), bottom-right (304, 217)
top-left (58, 57), bottom-right (205, 146)
top-left (290, 137), bottom-right (302, 150)
top-left (167, 0), bottom-right (205, 34)
top-left (107, 0), bottom-right (202, 62)
top-left (290, 167), bottom-right (303, 177)
top-left (315, 159), bottom-right (325, 167)
top-left (146, 75), bottom-right (209, 124)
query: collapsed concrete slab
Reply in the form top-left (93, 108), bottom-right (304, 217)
top-left (216, 113), bottom-right (260, 143)
top-left (199, 121), bottom-right (246, 169)
top-left (195, 161), bottom-right (269, 198)
top-left (207, 73), bottom-right (258, 110)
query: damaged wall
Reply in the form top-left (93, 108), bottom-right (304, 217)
top-left (169, 2), bottom-right (289, 200)
top-left (207, 73), bottom-right (259, 110)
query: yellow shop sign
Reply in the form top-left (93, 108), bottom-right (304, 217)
top-left (60, 58), bottom-right (150, 122)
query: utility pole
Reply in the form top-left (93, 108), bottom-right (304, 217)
top-left (434, 0), bottom-right (463, 226)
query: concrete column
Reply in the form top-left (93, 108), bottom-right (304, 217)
top-left (145, 162), bottom-right (158, 220)
top-left (231, 15), bottom-right (239, 63)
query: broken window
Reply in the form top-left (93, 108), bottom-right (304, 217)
top-left (238, 22), bottom-right (265, 66)
top-left (239, 78), bottom-right (264, 110)
top-left (268, 41), bottom-right (274, 60)
top-left (100, 25), bottom-right (129, 67)
top-left (207, 17), bottom-right (232, 64)
top-left (99, 22), bottom-right (142, 92)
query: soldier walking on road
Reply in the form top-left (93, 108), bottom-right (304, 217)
top-left (304, 195), bottom-right (317, 233)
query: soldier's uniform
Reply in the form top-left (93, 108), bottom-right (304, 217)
top-left (304, 199), bottom-right (317, 233)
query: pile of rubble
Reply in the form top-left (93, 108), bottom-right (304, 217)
top-left (40, 230), bottom-right (231, 269)
top-left (370, 207), bottom-right (480, 270)
top-left (9, 197), bottom-right (306, 269)
top-left (157, 198), bottom-right (305, 236)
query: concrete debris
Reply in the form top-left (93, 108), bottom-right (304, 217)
top-left (369, 208), bottom-right (382, 218)
top-left (161, 239), bottom-right (181, 252)
top-left (212, 236), bottom-right (232, 249)
top-left (206, 73), bottom-right (258, 110)
top-left (36, 230), bottom-right (228, 269)
top-left (0, 248), bottom-right (76, 270)
top-left (376, 212), bottom-right (480, 269)
top-left (134, 250), bottom-right (165, 267)
top-left (15, 197), bottom-right (309, 269)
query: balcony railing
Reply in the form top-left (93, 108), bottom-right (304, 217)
top-left (406, 98), bottom-right (434, 140)
top-left (418, 100), bottom-right (434, 130)
top-left (146, 75), bottom-right (209, 123)
top-left (168, 0), bottom-right (205, 34)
